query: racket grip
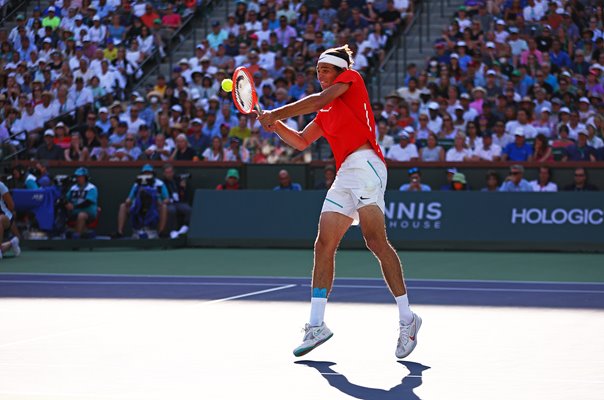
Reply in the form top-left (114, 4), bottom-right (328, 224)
top-left (254, 103), bottom-right (263, 115)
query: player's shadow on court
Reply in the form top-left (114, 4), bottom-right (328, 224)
top-left (295, 360), bottom-right (430, 400)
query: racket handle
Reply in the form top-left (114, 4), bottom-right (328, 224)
top-left (254, 103), bottom-right (263, 115)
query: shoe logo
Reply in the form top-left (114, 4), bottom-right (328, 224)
top-left (360, 196), bottom-right (370, 200)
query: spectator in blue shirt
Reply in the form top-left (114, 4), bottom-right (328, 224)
top-left (562, 131), bottom-right (597, 161)
top-left (502, 128), bottom-right (532, 161)
top-left (288, 73), bottom-right (308, 101)
top-left (549, 39), bottom-right (571, 69)
top-left (400, 167), bottom-right (431, 192)
top-left (274, 169), bottom-right (302, 191)
top-left (500, 165), bottom-right (533, 192)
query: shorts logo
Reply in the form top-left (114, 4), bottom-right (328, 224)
top-left (360, 196), bottom-right (370, 200)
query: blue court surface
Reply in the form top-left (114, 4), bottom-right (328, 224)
top-left (1, 273), bottom-right (603, 308)
top-left (0, 273), bottom-right (603, 399)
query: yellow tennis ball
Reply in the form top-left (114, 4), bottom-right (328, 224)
top-left (221, 79), bottom-right (233, 92)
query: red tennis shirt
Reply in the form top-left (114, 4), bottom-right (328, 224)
top-left (313, 69), bottom-right (385, 170)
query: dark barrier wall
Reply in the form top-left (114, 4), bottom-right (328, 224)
top-left (189, 190), bottom-right (604, 252)
top-left (8, 161), bottom-right (604, 235)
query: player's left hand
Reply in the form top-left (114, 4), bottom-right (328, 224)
top-left (256, 110), bottom-right (277, 127)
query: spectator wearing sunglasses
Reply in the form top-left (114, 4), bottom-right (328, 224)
top-left (499, 164), bottom-right (533, 192)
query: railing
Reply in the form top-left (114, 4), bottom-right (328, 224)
top-left (130, 2), bottom-right (219, 95)
top-left (0, 0), bottom-right (30, 27)
top-left (371, 0), bottom-right (451, 102)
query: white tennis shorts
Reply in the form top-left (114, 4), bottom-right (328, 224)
top-left (321, 149), bottom-right (388, 225)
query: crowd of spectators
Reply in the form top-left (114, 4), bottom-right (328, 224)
top-left (1, 0), bottom-right (413, 164)
top-left (2, 0), bottom-right (604, 175)
top-left (384, 0), bottom-right (604, 166)
top-left (0, 0), bottom-right (195, 160)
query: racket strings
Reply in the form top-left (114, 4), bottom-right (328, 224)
top-left (234, 72), bottom-right (255, 113)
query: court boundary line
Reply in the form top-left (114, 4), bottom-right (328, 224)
top-left (1, 272), bottom-right (602, 286)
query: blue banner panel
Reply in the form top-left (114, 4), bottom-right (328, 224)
top-left (189, 190), bottom-right (604, 251)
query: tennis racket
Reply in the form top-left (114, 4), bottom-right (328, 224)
top-left (231, 66), bottom-right (262, 115)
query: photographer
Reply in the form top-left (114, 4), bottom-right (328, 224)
top-left (65, 168), bottom-right (99, 239)
top-left (399, 167), bottom-right (431, 192)
top-left (162, 164), bottom-right (192, 239)
top-left (6, 166), bottom-right (39, 190)
top-left (0, 180), bottom-right (21, 259)
top-left (114, 164), bottom-right (169, 238)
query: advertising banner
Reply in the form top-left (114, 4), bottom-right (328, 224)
top-left (189, 190), bottom-right (604, 251)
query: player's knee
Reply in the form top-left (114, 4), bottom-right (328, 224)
top-left (364, 235), bottom-right (387, 254)
top-left (314, 234), bottom-right (339, 254)
top-left (77, 212), bottom-right (88, 221)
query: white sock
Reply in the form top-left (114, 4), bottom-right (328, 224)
top-left (395, 294), bottom-right (414, 324)
top-left (309, 297), bottom-right (328, 327)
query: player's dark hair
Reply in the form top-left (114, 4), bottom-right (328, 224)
top-left (321, 44), bottom-right (354, 71)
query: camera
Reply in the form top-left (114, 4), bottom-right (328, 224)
top-left (178, 173), bottom-right (191, 181)
top-left (54, 175), bottom-right (75, 192)
top-left (136, 174), bottom-right (155, 186)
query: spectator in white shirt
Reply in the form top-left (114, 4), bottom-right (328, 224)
top-left (427, 102), bottom-right (443, 135)
top-left (505, 109), bottom-right (538, 138)
top-left (385, 131), bottom-right (419, 161)
top-left (70, 76), bottom-right (94, 108)
top-left (529, 167), bottom-right (558, 192)
top-left (88, 16), bottom-right (107, 45)
top-left (34, 91), bottom-right (59, 124)
top-left (470, 133), bottom-right (502, 161)
top-left (459, 93), bottom-right (478, 123)
top-left (445, 133), bottom-right (472, 161)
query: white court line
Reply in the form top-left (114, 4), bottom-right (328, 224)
top-left (0, 280), bottom-right (285, 287)
top-left (2, 272), bottom-right (603, 286)
top-left (0, 284), bottom-right (297, 349)
top-left (307, 284), bottom-right (604, 294)
top-left (202, 284), bottom-right (297, 304)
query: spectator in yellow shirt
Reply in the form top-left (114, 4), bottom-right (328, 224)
top-left (103, 38), bottom-right (118, 61)
top-left (229, 115), bottom-right (252, 140)
top-left (42, 6), bottom-right (61, 30)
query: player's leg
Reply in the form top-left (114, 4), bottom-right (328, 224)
top-left (0, 215), bottom-right (10, 259)
top-left (293, 211), bottom-right (352, 357)
top-left (358, 205), bottom-right (421, 359)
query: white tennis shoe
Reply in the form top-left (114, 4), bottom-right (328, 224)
top-left (396, 313), bottom-right (422, 359)
top-left (293, 322), bottom-right (333, 357)
top-left (10, 237), bottom-right (21, 257)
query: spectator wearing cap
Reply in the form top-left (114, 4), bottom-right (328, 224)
top-left (426, 102), bottom-right (443, 134)
top-left (445, 132), bottom-right (471, 162)
top-left (493, 19), bottom-right (509, 44)
top-left (562, 130), bottom-right (597, 162)
top-left (225, 137), bottom-right (250, 162)
top-left (36, 129), bottom-right (64, 160)
top-left (577, 97), bottom-right (594, 123)
top-left (400, 167), bottom-right (431, 192)
top-left (586, 122), bottom-right (604, 150)
top-left (216, 168), bottom-right (241, 190)
top-left (65, 167), bottom-right (98, 239)
top-left (207, 20), bottom-right (228, 50)
top-left (459, 93), bottom-right (478, 124)
top-left (508, 27), bottom-right (528, 58)
top-left (385, 131), bottom-right (418, 161)
top-left (500, 165), bottom-right (533, 192)
top-left (502, 128), bottom-right (532, 161)
top-left (170, 133), bottom-right (199, 161)
top-left (42, 6), bottom-right (61, 30)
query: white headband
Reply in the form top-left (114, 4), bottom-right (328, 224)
top-left (318, 54), bottom-right (348, 69)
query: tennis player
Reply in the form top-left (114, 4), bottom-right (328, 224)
top-left (256, 45), bottom-right (421, 359)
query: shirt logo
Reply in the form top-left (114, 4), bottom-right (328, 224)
top-left (319, 107), bottom-right (332, 113)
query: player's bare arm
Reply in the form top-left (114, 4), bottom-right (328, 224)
top-left (257, 82), bottom-right (350, 127)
